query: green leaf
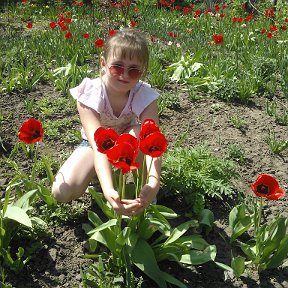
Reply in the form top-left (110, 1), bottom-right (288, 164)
top-left (89, 188), bottom-right (115, 219)
top-left (174, 235), bottom-right (210, 250)
top-left (140, 217), bottom-right (171, 240)
top-left (14, 189), bottom-right (38, 208)
top-left (88, 210), bottom-right (104, 227)
top-left (229, 204), bottom-right (246, 229)
top-left (30, 217), bottom-right (46, 227)
top-left (155, 205), bottom-right (179, 219)
top-left (131, 239), bottom-right (167, 288)
top-left (4, 206), bottom-right (32, 228)
top-left (230, 216), bottom-right (253, 242)
top-left (164, 220), bottom-right (198, 245)
top-left (231, 256), bottom-right (246, 278)
top-left (241, 242), bottom-right (256, 260)
top-left (37, 184), bottom-right (57, 207)
top-left (199, 209), bottom-right (214, 233)
top-left (179, 245), bottom-right (216, 265)
top-left (115, 227), bottom-right (131, 247)
top-left (215, 261), bottom-right (234, 272)
top-left (161, 271), bottom-right (187, 288)
top-left (154, 244), bottom-right (183, 262)
top-left (89, 230), bottom-right (117, 254)
top-left (82, 223), bottom-right (93, 234)
top-left (260, 217), bottom-right (288, 263)
top-left (265, 235), bottom-right (288, 270)
top-left (171, 66), bottom-right (185, 82)
top-left (87, 219), bottom-right (118, 235)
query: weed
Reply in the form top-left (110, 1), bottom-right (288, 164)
top-left (266, 131), bottom-right (288, 155)
top-left (230, 115), bottom-right (247, 131)
top-left (226, 144), bottom-right (247, 165)
top-left (161, 145), bottom-right (238, 215)
top-left (157, 91), bottom-right (180, 116)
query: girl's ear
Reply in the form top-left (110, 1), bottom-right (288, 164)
top-left (100, 56), bottom-right (106, 68)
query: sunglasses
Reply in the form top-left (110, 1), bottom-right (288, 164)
top-left (108, 64), bottom-right (142, 80)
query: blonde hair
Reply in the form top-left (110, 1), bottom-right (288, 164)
top-left (103, 28), bottom-right (149, 77)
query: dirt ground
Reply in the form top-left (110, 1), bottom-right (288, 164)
top-left (0, 81), bottom-right (287, 287)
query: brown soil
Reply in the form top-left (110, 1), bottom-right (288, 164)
top-left (0, 81), bottom-right (287, 288)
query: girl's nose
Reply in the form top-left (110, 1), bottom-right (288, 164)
top-left (122, 68), bottom-right (129, 78)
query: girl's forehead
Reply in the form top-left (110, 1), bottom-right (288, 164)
top-left (107, 54), bottom-right (143, 66)
top-left (106, 47), bottom-right (143, 64)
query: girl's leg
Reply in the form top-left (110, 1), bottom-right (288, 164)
top-left (51, 146), bottom-right (96, 203)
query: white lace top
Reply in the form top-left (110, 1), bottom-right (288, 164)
top-left (70, 77), bottom-right (159, 140)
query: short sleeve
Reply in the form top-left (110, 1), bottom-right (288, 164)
top-left (69, 78), bottom-right (104, 113)
top-left (132, 82), bottom-right (160, 117)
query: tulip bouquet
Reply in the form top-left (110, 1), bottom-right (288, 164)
top-left (93, 118), bottom-right (168, 202)
top-left (228, 174), bottom-right (287, 276)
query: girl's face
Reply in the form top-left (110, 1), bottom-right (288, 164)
top-left (101, 54), bottom-right (143, 95)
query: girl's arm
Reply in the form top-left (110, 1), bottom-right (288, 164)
top-left (77, 101), bottom-right (141, 215)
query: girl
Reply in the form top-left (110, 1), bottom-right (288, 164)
top-left (52, 28), bottom-right (161, 216)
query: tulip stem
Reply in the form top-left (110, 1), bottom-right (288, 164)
top-left (118, 172), bottom-right (127, 200)
top-left (138, 156), bottom-right (146, 198)
top-left (145, 157), bottom-right (153, 184)
top-left (254, 197), bottom-right (263, 240)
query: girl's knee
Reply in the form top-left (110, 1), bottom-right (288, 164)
top-left (51, 179), bottom-right (87, 203)
top-left (51, 182), bottom-right (72, 203)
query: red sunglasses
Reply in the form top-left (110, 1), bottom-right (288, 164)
top-left (108, 64), bottom-right (142, 80)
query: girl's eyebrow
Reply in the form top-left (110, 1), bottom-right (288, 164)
top-left (111, 62), bottom-right (141, 69)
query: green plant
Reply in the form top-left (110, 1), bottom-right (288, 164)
top-left (230, 115), bottom-right (247, 131)
top-left (83, 189), bottom-right (216, 288)
top-left (148, 57), bottom-right (169, 89)
top-left (157, 91), bottom-right (180, 116)
top-left (166, 50), bottom-right (207, 83)
top-left (35, 96), bottom-right (75, 117)
top-left (43, 116), bottom-right (81, 144)
top-left (226, 144), bottom-right (246, 164)
top-left (275, 110), bottom-right (288, 126)
top-left (161, 145), bottom-right (238, 215)
top-left (266, 131), bottom-right (288, 155)
top-left (48, 54), bottom-right (93, 95)
top-left (228, 175), bottom-right (287, 274)
top-left (265, 100), bottom-right (277, 117)
top-left (0, 189), bottom-right (46, 273)
top-left (81, 253), bottom-right (143, 288)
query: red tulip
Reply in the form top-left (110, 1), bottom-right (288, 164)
top-left (94, 127), bottom-right (119, 153)
top-left (49, 21), bottom-right (57, 29)
top-left (83, 33), bottom-right (90, 39)
top-left (267, 32), bottom-right (273, 39)
top-left (95, 38), bottom-right (104, 48)
top-left (139, 132), bottom-right (168, 158)
top-left (139, 119), bottom-right (160, 140)
top-left (250, 174), bottom-right (285, 200)
top-left (213, 34), bottom-right (223, 44)
top-left (18, 118), bottom-right (44, 144)
top-left (26, 22), bottom-right (33, 29)
top-left (130, 20), bottom-right (137, 28)
top-left (65, 31), bottom-right (72, 39)
top-left (106, 142), bottom-right (140, 174)
top-left (109, 30), bottom-right (117, 37)
top-left (116, 133), bottom-right (138, 152)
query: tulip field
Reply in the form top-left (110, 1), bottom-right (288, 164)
top-left (0, 0), bottom-right (288, 287)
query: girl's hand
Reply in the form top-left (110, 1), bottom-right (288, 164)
top-left (129, 183), bottom-right (158, 215)
top-left (104, 188), bottom-right (141, 216)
